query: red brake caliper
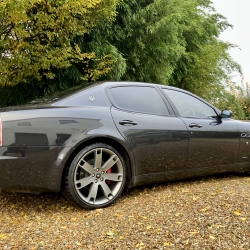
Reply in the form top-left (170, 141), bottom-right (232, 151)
top-left (106, 168), bottom-right (111, 185)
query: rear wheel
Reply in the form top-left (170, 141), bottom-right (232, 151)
top-left (62, 143), bottom-right (126, 209)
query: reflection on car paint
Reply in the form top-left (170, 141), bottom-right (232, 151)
top-left (0, 82), bottom-right (250, 206)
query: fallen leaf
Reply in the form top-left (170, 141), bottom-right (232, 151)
top-left (190, 231), bottom-right (198, 234)
top-left (164, 242), bottom-right (170, 246)
top-left (214, 224), bottom-right (226, 229)
top-left (136, 242), bottom-right (144, 247)
top-left (209, 235), bottom-right (215, 240)
top-left (146, 225), bottom-right (152, 230)
top-left (95, 209), bottom-right (103, 213)
top-left (106, 231), bottom-right (114, 236)
top-left (234, 210), bottom-right (241, 216)
top-left (0, 234), bottom-right (7, 239)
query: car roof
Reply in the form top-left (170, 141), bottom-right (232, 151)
top-left (51, 81), bottom-right (159, 105)
top-left (0, 81), bottom-right (220, 113)
top-left (51, 81), bottom-right (185, 105)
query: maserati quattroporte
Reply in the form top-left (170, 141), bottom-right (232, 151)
top-left (0, 82), bottom-right (249, 209)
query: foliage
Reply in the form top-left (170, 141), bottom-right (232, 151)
top-left (0, 0), bottom-right (119, 87)
top-left (86, 0), bottom-right (189, 83)
top-left (227, 79), bottom-right (250, 119)
top-left (0, 0), bottom-right (246, 117)
top-left (209, 87), bottom-right (245, 120)
top-left (86, 0), bottom-right (241, 89)
top-left (86, 0), bottom-right (244, 118)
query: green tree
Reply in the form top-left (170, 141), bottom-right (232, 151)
top-left (83, 0), bottom-right (243, 117)
top-left (168, 0), bottom-right (241, 99)
top-left (86, 1), bottom-right (240, 89)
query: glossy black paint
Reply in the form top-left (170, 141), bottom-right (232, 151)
top-left (236, 121), bottom-right (250, 163)
top-left (0, 105), bottom-right (134, 192)
top-left (111, 107), bottom-right (188, 175)
top-left (180, 117), bottom-right (239, 168)
top-left (0, 81), bottom-right (250, 194)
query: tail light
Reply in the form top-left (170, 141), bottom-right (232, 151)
top-left (0, 115), bottom-right (2, 146)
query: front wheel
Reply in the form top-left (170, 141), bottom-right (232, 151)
top-left (62, 143), bottom-right (126, 209)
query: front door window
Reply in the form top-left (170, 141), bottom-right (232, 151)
top-left (162, 89), bottom-right (217, 118)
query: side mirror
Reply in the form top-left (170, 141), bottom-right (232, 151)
top-left (220, 110), bottom-right (233, 118)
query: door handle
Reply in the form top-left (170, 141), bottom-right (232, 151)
top-left (119, 120), bottom-right (137, 126)
top-left (189, 123), bottom-right (202, 128)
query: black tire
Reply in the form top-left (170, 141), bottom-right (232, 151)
top-left (62, 143), bottom-right (127, 209)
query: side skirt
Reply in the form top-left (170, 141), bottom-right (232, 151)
top-left (132, 162), bottom-right (250, 187)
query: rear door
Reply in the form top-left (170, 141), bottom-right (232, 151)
top-left (161, 88), bottom-right (239, 169)
top-left (109, 85), bottom-right (188, 176)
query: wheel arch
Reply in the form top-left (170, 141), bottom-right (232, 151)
top-left (60, 136), bottom-right (134, 190)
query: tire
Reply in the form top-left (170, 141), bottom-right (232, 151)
top-left (62, 143), bottom-right (127, 209)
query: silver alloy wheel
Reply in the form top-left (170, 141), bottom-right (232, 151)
top-left (73, 147), bottom-right (124, 206)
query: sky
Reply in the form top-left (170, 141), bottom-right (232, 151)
top-left (212, 0), bottom-right (250, 84)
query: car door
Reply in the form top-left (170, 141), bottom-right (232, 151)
top-left (108, 85), bottom-right (188, 177)
top-left (234, 121), bottom-right (250, 164)
top-left (161, 88), bottom-right (240, 169)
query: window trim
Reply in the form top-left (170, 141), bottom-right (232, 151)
top-left (160, 87), bottom-right (220, 119)
top-left (106, 85), bottom-right (175, 117)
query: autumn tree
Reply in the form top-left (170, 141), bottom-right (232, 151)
top-left (0, 0), bottom-right (119, 87)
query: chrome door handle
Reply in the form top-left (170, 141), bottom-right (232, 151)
top-left (119, 120), bottom-right (137, 126)
top-left (189, 123), bottom-right (202, 128)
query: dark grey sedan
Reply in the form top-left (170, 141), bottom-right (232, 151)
top-left (0, 81), bottom-right (249, 209)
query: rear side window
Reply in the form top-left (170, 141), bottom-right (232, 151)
top-left (109, 86), bottom-right (169, 115)
top-left (53, 86), bottom-right (111, 107)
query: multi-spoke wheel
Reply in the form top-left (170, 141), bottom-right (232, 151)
top-left (62, 143), bottom-right (126, 209)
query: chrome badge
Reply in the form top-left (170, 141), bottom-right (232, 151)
top-left (88, 95), bottom-right (95, 102)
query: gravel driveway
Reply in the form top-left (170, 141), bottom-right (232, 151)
top-left (0, 174), bottom-right (250, 249)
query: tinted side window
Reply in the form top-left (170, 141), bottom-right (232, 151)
top-left (163, 89), bottom-right (217, 118)
top-left (110, 87), bottom-right (169, 115)
top-left (54, 86), bottom-right (110, 107)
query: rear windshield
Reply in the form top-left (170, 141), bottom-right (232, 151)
top-left (0, 82), bottom-right (110, 112)
top-left (53, 83), bottom-right (110, 107)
